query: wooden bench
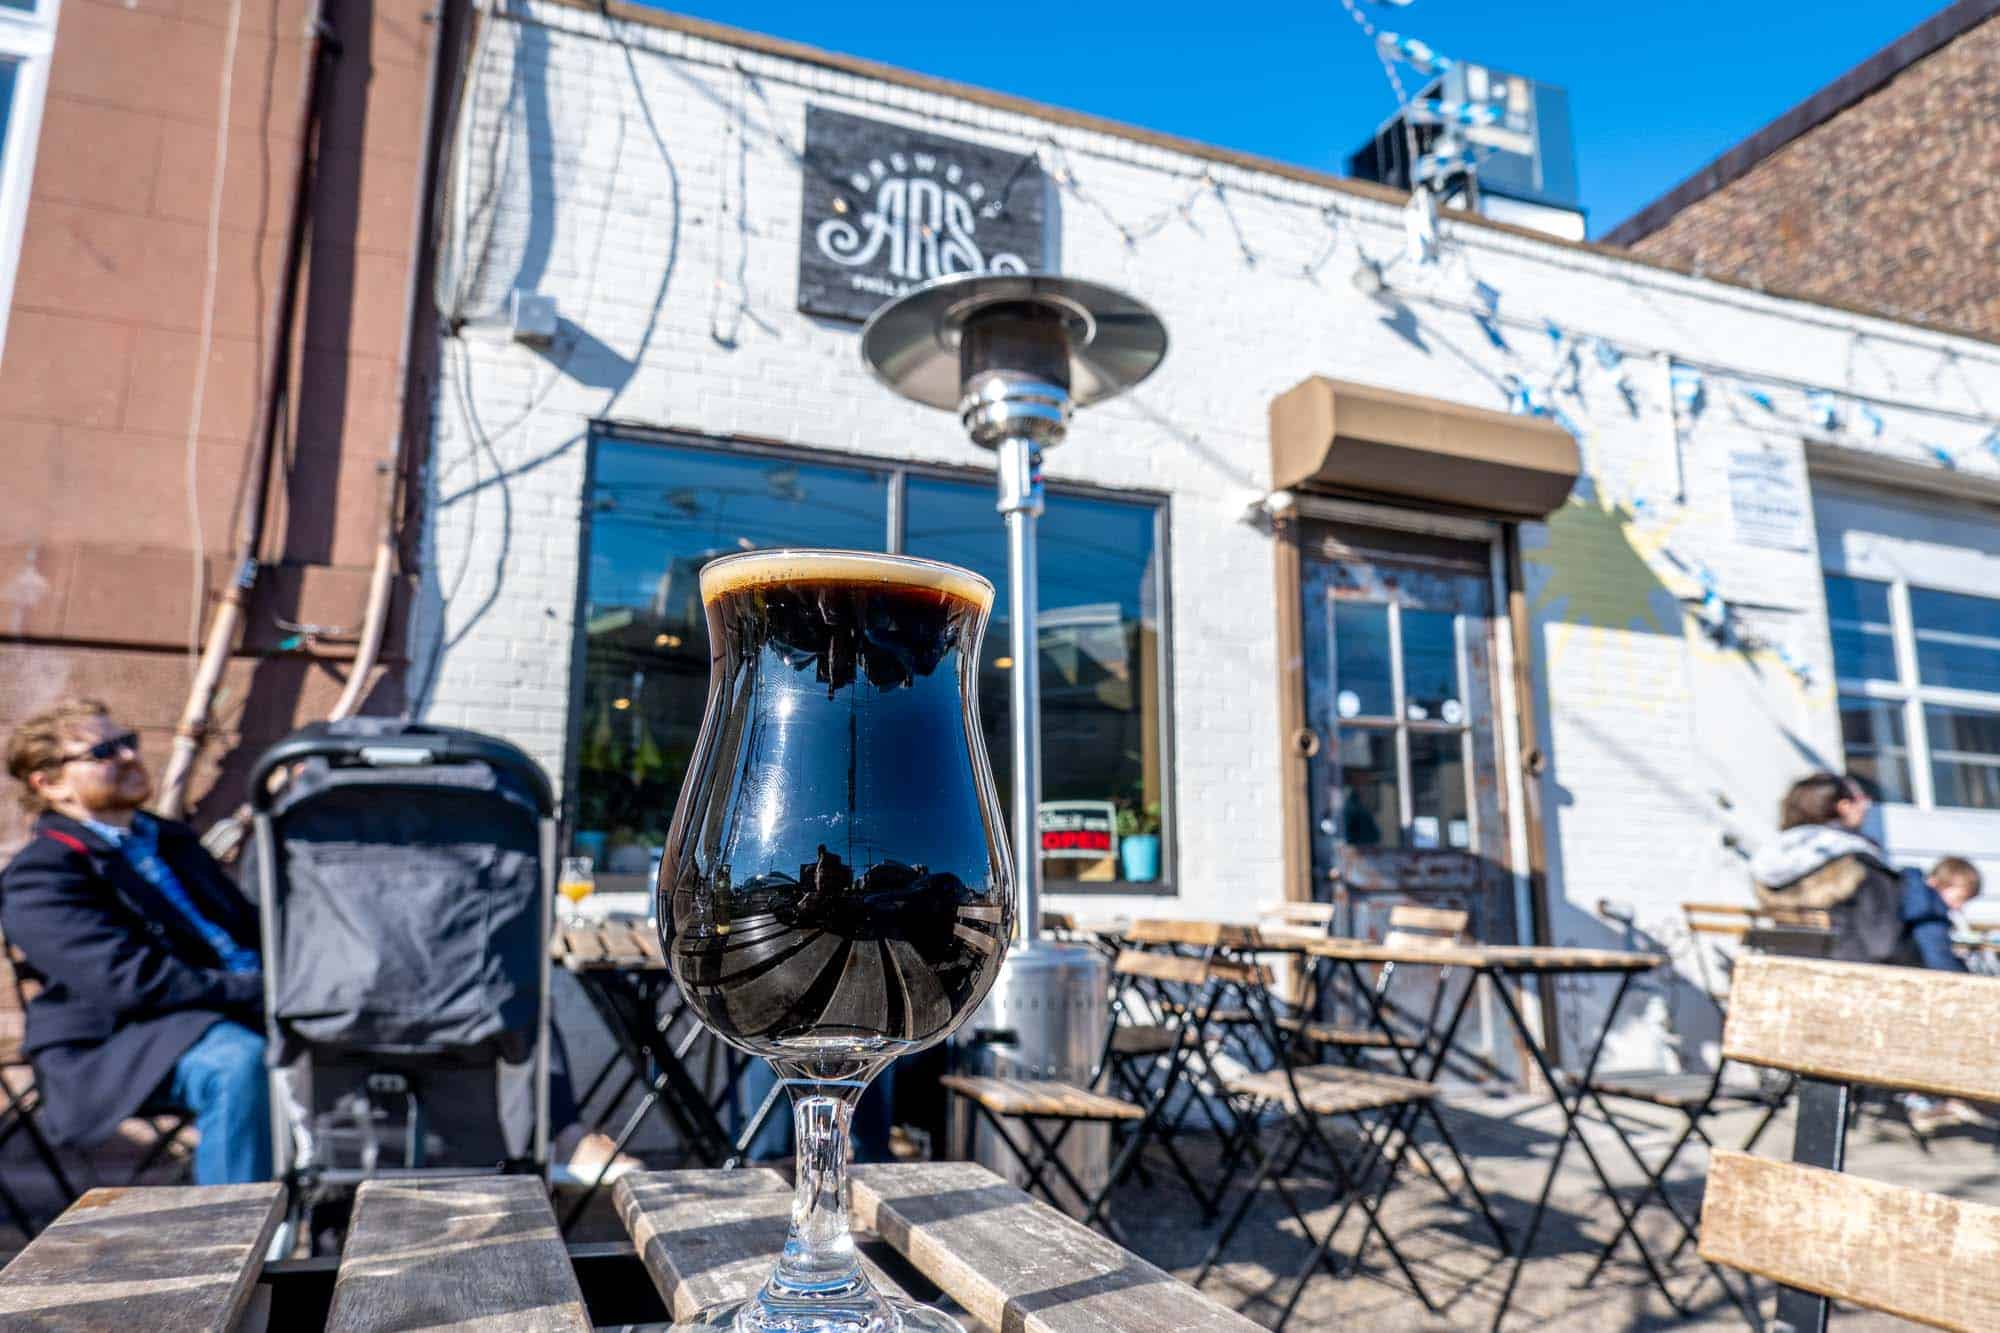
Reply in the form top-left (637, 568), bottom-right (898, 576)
top-left (618, 1168), bottom-right (914, 1322)
top-left (1699, 955), bottom-right (2000, 1331)
top-left (0, 1163), bottom-right (1256, 1331)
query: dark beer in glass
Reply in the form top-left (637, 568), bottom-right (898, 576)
top-left (659, 549), bottom-right (1012, 1332)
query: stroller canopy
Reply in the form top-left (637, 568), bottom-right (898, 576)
top-left (249, 720), bottom-right (553, 1059)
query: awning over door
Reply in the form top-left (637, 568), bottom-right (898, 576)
top-left (1270, 376), bottom-right (1579, 520)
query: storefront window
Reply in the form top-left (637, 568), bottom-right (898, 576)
top-left (1824, 572), bottom-right (2000, 811)
top-left (573, 434), bottom-right (1173, 889)
top-left (573, 442), bottom-right (889, 874)
top-left (905, 477), bottom-right (1168, 888)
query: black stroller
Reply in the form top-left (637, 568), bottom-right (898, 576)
top-left (246, 720), bottom-right (556, 1240)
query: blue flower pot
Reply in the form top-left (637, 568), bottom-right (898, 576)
top-left (1119, 834), bottom-right (1161, 883)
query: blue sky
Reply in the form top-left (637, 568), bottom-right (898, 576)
top-left (639, 0), bottom-right (1946, 238)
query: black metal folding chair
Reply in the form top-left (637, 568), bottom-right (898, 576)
top-left (940, 941), bottom-right (1266, 1241)
top-left (1194, 966), bottom-right (1440, 1327)
top-left (1108, 940), bottom-right (1280, 1220)
top-left (1572, 911), bottom-right (1799, 1318)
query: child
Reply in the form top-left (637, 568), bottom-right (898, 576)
top-left (1929, 856), bottom-right (1983, 921)
top-left (1902, 857), bottom-right (1990, 1134)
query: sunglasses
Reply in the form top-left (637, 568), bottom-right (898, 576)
top-left (58, 732), bottom-right (141, 765)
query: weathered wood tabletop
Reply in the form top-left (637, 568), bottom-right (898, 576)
top-left (0, 1163), bottom-right (1255, 1331)
top-left (551, 920), bottom-right (666, 972)
top-left (0, 1183), bottom-right (282, 1331)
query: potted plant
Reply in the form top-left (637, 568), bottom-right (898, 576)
top-left (1115, 802), bottom-right (1162, 882)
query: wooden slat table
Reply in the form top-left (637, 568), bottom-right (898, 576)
top-left (0, 1165), bottom-right (1254, 1330)
top-left (549, 923), bottom-right (742, 1174)
top-left (616, 1168), bottom-right (914, 1323)
top-left (0, 1183), bottom-right (282, 1331)
top-left (326, 1176), bottom-right (588, 1331)
top-left (853, 1162), bottom-right (1257, 1332)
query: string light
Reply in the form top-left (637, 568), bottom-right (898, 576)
top-left (1376, 31), bottom-right (1451, 74)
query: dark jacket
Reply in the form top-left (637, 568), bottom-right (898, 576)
top-left (0, 812), bottom-right (263, 1144)
top-left (1897, 877), bottom-right (1967, 973)
top-left (1750, 823), bottom-right (1930, 968)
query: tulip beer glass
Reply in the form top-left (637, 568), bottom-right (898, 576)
top-left (658, 549), bottom-right (1013, 1332)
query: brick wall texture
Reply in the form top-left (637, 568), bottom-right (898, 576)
top-left (1625, 14), bottom-right (2000, 339)
top-left (0, 0), bottom-right (434, 845)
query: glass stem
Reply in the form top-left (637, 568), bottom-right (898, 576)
top-left (767, 1083), bottom-right (868, 1300)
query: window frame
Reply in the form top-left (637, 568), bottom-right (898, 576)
top-left (0, 0), bottom-right (57, 359)
top-left (1827, 570), bottom-right (2000, 812)
top-left (1328, 596), bottom-right (1479, 852)
top-left (573, 422), bottom-right (1182, 896)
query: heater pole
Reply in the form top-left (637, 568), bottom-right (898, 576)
top-left (997, 436), bottom-right (1044, 944)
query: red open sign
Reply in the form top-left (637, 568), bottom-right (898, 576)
top-left (1042, 829), bottom-right (1112, 853)
top-left (1038, 800), bottom-right (1117, 861)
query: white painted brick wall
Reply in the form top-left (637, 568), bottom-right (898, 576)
top-left (415, 3), bottom-right (2000, 1055)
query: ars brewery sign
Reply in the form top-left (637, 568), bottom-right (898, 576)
top-left (798, 105), bottom-right (1046, 323)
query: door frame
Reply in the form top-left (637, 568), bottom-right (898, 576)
top-left (1274, 495), bottom-right (1539, 947)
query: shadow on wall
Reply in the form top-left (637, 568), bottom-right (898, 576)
top-left (409, 7), bottom-right (683, 719)
top-left (1541, 893), bottom-right (1727, 1077)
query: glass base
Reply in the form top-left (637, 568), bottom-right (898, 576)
top-left (673, 1294), bottom-right (965, 1333)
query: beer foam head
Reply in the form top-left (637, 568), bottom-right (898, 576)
top-left (699, 549), bottom-right (995, 610)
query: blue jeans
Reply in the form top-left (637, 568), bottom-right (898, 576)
top-left (169, 1020), bottom-right (272, 1185)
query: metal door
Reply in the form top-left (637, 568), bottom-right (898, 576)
top-left (1300, 521), bottom-right (1518, 948)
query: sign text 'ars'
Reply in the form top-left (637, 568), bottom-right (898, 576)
top-left (797, 105), bottom-right (1047, 323)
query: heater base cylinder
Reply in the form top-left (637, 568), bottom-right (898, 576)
top-left (952, 942), bottom-right (1111, 1216)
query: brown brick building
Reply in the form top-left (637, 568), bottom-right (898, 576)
top-left (1606, 0), bottom-right (1999, 339)
top-left (0, 0), bottom-right (461, 848)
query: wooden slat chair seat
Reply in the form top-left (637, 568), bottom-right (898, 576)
top-left (1108, 1022), bottom-right (1189, 1056)
top-left (939, 1074), bottom-right (1143, 1123)
top-left (1226, 1064), bottom-right (1436, 1117)
top-left (1275, 1016), bottom-right (1400, 1048)
top-left (1697, 955), bottom-right (2000, 1332)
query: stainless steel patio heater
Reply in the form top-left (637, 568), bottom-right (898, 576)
top-left (862, 273), bottom-right (1167, 1203)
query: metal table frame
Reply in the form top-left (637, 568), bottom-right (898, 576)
top-left (552, 931), bottom-right (790, 1228)
top-left (1283, 940), bottom-right (1673, 1330)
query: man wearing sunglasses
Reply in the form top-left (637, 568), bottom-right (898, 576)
top-left (1, 699), bottom-right (267, 1184)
